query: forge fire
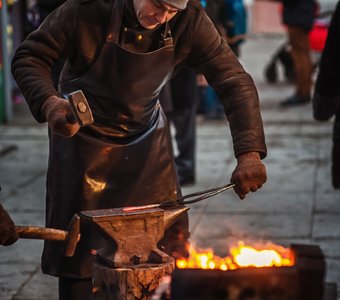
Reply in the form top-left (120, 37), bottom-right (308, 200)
top-left (176, 241), bottom-right (295, 270)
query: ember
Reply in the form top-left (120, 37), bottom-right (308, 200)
top-left (176, 241), bottom-right (294, 270)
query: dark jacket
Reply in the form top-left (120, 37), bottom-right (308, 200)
top-left (11, 0), bottom-right (266, 159)
top-left (313, 1), bottom-right (340, 130)
top-left (282, 0), bottom-right (315, 32)
top-left (313, 1), bottom-right (340, 188)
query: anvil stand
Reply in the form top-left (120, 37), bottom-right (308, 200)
top-left (80, 206), bottom-right (188, 300)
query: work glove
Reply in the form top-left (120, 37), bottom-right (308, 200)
top-left (0, 203), bottom-right (18, 246)
top-left (42, 95), bottom-right (80, 137)
top-left (231, 152), bottom-right (267, 200)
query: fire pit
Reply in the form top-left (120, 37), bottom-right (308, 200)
top-left (171, 243), bottom-right (334, 300)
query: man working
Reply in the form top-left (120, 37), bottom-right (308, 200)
top-left (11, 0), bottom-right (267, 298)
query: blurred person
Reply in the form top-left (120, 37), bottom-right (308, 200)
top-left (278, 0), bottom-right (316, 107)
top-left (11, 0), bottom-right (267, 298)
top-left (160, 67), bottom-right (200, 186)
top-left (199, 0), bottom-right (247, 120)
top-left (222, 0), bottom-right (247, 57)
top-left (205, 0), bottom-right (228, 38)
top-left (313, 0), bottom-right (340, 189)
top-left (198, 0), bottom-right (227, 119)
top-left (25, 0), bottom-right (66, 33)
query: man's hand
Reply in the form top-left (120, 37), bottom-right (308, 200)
top-left (231, 152), bottom-right (267, 199)
top-left (42, 95), bottom-right (80, 137)
top-left (0, 204), bottom-right (18, 246)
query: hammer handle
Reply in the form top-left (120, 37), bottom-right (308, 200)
top-left (16, 226), bottom-right (67, 241)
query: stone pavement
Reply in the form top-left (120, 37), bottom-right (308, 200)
top-left (0, 35), bottom-right (339, 299)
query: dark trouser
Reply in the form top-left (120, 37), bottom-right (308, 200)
top-left (172, 106), bottom-right (197, 182)
top-left (160, 67), bottom-right (199, 183)
top-left (288, 26), bottom-right (313, 100)
top-left (59, 277), bottom-right (94, 300)
top-left (170, 68), bottom-right (199, 182)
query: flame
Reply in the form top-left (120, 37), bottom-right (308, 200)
top-left (176, 241), bottom-right (294, 270)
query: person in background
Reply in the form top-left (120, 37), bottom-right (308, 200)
top-left (205, 0), bottom-right (228, 38)
top-left (222, 0), bottom-right (247, 57)
top-left (198, 0), bottom-right (227, 120)
top-left (197, 73), bottom-right (225, 120)
top-left (313, 1), bottom-right (340, 189)
top-left (279, 0), bottom-right (316, 107)
top-left (25, 0), bottom-right (66, 36)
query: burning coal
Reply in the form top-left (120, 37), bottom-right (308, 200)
top-left (176, 241), bottom-right (294, 270)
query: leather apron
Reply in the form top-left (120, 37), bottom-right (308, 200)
top-left (42, 0), bottom-right (187, 278)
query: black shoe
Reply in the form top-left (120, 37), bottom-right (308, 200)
top-left (280, 95), bottom-right (310, 107)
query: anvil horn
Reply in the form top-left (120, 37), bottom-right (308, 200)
top-left (163, 206), bottom-right (190, 230)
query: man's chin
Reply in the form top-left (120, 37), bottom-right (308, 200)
top-left (144, 24), bottom-right (158, 29)
top-left (140, 19), bottom-right (158, 30)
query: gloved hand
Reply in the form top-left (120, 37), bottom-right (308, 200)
top-left (0, 203), bottom-right (18, 246)
top-left (231, 151), bottom-right (267, 200)
top-left (42, 95), bottom-right (80, 137)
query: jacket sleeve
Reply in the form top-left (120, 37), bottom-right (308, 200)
top-left (187, 8), bottom-right (267, 159)
top-left (313, 2), bottom-right (340, 121)
top-left (11, 0), bottom-right (79, 123)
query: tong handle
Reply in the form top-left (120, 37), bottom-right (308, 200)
top-left (161, 183), bottom-right (235, 207)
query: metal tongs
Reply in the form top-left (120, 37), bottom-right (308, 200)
top-left (123, 183), bottom-right (235, 212)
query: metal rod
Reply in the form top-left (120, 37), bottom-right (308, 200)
top-left (122, 183), bottom-right (235, 212)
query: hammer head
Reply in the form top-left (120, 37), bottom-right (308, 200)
top-left (68, 90), bottom-right (94, 126)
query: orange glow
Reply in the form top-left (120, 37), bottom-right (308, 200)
top-left (176, 241), bottom-right (294, 270)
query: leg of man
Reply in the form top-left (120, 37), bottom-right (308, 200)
top-left (170, 67), bottom-right (199, 185)
top-left (172, 105), bottom-right (197, 185)
top-left (280, 26), bottom-right (313, 106)
top-left (289, 26), bottom-right (312, 100)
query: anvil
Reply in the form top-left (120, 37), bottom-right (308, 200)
top-left (80, 206), bottom-right (189, 268)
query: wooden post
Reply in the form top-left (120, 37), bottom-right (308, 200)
top-left (93, 259), bottom-right (174, 300)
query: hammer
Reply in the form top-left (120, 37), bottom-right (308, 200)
top-left (15, 214), bottom-right (81, 257)
top-left (66, 90), bottom-right (94, 126)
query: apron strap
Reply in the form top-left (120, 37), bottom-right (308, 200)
top-left (162, 22), bottom-right (173, 47)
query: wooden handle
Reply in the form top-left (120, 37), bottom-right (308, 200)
top-left (16, 226), bottom-right (67, 241)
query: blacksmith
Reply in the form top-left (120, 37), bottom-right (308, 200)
top-left (11, 0), bottom-right (267, 298)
